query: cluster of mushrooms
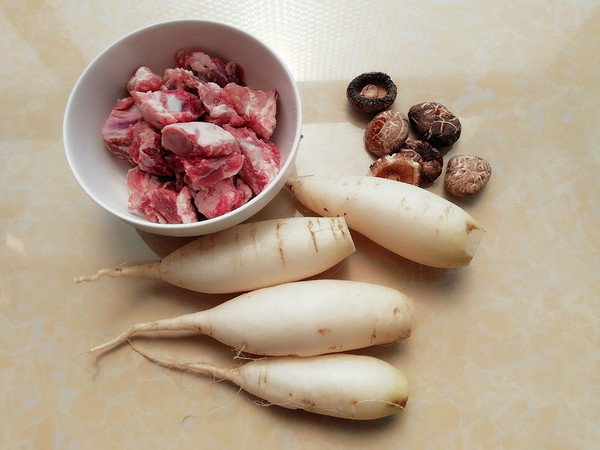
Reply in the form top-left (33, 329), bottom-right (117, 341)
top-left (346, 72), bottom-right (491, 197)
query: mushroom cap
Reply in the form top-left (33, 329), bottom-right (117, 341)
top-left (408, 101), bottom-right (462, 147)
top-left (398, 140), bottom-right (443, 184)
top-left (347, 72), bottom-right (398, 113)
top-left (369, 153), bottom-right (421, 185)
top-left (444, 155), bottom-right (492, 197)
top-left (364, 110), bottom-right (409, 157)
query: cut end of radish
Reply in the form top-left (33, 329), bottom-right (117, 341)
top-left (464, 221), bottom-right (485, 258)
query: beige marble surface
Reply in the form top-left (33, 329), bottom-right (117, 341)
top-left (2, 1), bottom-right (599, 448)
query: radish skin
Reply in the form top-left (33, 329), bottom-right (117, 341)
top-left (89, 279), bottom-right (414, 357)
top-left (286, 175), bottom-right (484, 268)
top-left (75, 217), bottom-right (355, 294)
top-left (131, 344), bottom-right (410, 420)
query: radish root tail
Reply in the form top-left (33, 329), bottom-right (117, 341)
top-left (88, 315), bottom-right (201, 357)
top-left (74, 262), bottom-right (160, 283)
top-left (127, 340), bottom-right (230, 383)
top-left (88, 322), bottom-right (160, 356)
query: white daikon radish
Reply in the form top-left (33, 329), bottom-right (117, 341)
top-left (131, 344), bottom-right (410, 420)
top-left (89, 279), bottom-right (414, 357)
top-left (286, 175), bottom-right (484, 268)
top-left (75, 217), bottom-right (355, 294)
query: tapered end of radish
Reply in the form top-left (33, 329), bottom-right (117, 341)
top-left (74, 271), bottom-right (108, 283)
top-left (74, 262), bottom-right (161, 283)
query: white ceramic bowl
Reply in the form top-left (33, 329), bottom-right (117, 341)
top-left (63, 20), bottom-right (302, 237)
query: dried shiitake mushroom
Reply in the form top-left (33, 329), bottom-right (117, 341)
top-left (408, 102), bottom-right (462, 147)
top-left (398, 140), bottom-right (443, 184)
top-left (364, 110), bottom-right (409, 157)
top-left (370, 140), bottom-right (443, 186)
top-left (444, 155), bottom-right (492, 197)
top-left (347, 72), bottom-right (397, 113)
top-left (370, 154), bottom-right (421, 185)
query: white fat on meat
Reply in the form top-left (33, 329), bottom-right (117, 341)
top-left (131, 90), bottom-right (201, 130)
top-left (196, 82), bottom-right (244, 127)
top-left (126, 66), bottom-right (163, 93)
top-left (161, 122), bottom-right (240, 157)
top-left (223, 84), bottom-right (278, 139)
top-left (175, 50), bottom-right (241, 87)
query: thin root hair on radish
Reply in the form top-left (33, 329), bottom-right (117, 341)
top-left (232, 346), bottom-right (259, 361)
top-left (127, 340), bottom-right (231, 383)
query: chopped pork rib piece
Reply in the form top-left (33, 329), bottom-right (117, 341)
top-left (175, 187), bottom-right (198, 223)
top-left (147, 186), bottom-right (197, 224)
top-left (162, 68), bottom-right (203, 94)
top-left (194, 177), bottom-right (246, 219)
top-left (131, 89), bottom-right (202, 130)
top-left (129, 121), bottom-right (173, 176)
top-left (223, 83), bottom-right (278, 139)
top-left (197, 82), bottom-right (244, 127)
top-left (127, 167), bottom-right (163, 222)
top-left (167, 152), bottom-right (244, 190)
top-left (126, 66), bottom-right (163, 93)
top-left (102, 97), bottom-right (143, 163)
top-left (176, 50), bottom-right (242, 87)
top-left (234, 177), bottom-right (253, 207)
top-left (127, 167), bottom-right (197, 224)
top-left (161, 122), bottom-right (240, 157)
top-left (224, 125), bottom-right (280, 195)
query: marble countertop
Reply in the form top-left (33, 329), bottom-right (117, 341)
top-left (2, 1), bottom-right (599, 448)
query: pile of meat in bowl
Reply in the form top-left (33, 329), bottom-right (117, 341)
top-left (102, 49), bottom-right (281, 224)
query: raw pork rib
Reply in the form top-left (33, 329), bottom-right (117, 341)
top-left (131, 89), bottom-right (202, 130)
top-left (147, 186), bottom-right (197, 224)
top-left (129, 121), bottom-right (172, 176)
top-left (224, 83), bottom-right (278, 139)
top-left (162, 68), bottom-right (203, 94)
top-left (127, 166), bottom-right (162, 214)
top-left (235, 178), bottom-right (253, 206)
top-left (161, 122), bottom-right (240, 157)
top-left (126, 66), bottom-right (163, 93)
top-left (194, 177), bottom-right (248, 219)
top-left (196, 82), bottom-right (244, 127)
top-left (127, 167), bottom-right (197, 224)
top-left (176, 50), bottom-right (242, 87)
top-left (224, 125), bottom-right (280, 195)
top-left (102, 97), bottom-right (142, 163)
top-left (167, 152), bottom-right (244, 190)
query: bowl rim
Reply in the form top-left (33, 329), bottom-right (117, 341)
top-left (63, 19), bottom-right (302, 234)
